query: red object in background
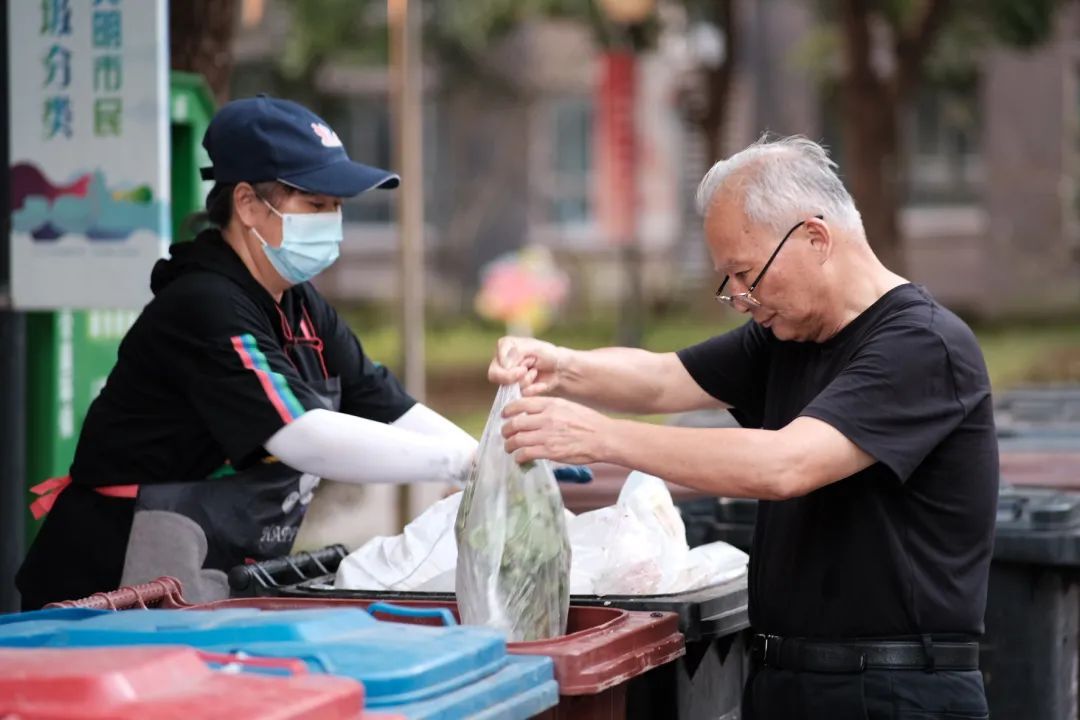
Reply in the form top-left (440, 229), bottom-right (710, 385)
top-left (0, 646), bottom-right (373, 720)
top-left (1001, 452), bottom-right (1080, 490)
top-left (597, 51), bottom-right (638, 245)
top-left (9, 162), bottom-right (92, 211)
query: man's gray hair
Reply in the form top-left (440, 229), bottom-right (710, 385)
top-left (695, 135), bottom-right (863, 235)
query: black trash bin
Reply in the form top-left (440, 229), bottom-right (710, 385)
top-left (706, 498), bottom-right (756, 552)
top-left (984, 487), bottom-right (1080, 720)
top-left (231, 550), bottom-right (751, 720)
top-left (995, 386), bottom-right (1080, 428)
top-left (990, 386), bottom-right (1080, 494)
top-left (995, 386), bottom-right (1080, 454)
top-left (706, 487), bottom-right (1080, 720)
top-left (677, 497), bottom-right (721, 549)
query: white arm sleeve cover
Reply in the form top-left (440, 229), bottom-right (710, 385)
top-left (390, 403), bottom-right (478, 445)
top-left (265, 408), bottom-right (476, 486)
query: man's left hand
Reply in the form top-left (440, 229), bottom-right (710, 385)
top-left (501, 396), bottom-right (613, 465)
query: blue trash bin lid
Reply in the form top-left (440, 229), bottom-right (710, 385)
top-left (378, 653), bottom-right (558, 720)
top-left (0, 608), bottom-right (112, 646)
top-left (0, 608), bottom-right (374, 647)
top-left (204, 621), bottom-right (511, 707)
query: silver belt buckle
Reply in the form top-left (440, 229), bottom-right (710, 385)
top-left (759, 633), bottom-right (781, 666)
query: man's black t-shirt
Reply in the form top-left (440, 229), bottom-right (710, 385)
top-left (677, 284), bottom-right (998, 639)
top-left (17, 230), bottom-right (414, 608)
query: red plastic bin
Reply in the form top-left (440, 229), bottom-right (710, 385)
top-left (50, 578), bottom-right (686, 720)
top-left (0, 645), bottom-right (384, 719)
top-left (1000, 451), bottom-right (1080, 490)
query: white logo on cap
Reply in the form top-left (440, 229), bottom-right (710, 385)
top-left (311, 122), bottom-right (343, 148)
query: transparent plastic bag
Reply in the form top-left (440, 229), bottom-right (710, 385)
top-left (455, 384), bottom-right (571, 641)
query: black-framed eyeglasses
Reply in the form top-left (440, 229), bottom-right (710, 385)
top-left (715, 214), bottom-right (824, 309)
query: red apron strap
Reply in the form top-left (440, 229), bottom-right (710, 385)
top-left (29, 475), bottom-right (73, 520)
top-left (97, 485), bottom-right (139, 499)
top-left (299, 304), bottom-right (329, 380)
top-left (29, 476), bottom-right (139, 520)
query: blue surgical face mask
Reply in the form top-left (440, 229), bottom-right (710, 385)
top-left (252, 199), bottom-right (343, 285)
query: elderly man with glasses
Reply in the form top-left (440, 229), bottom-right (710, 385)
top-left (489, 135), bottom-right (996, 720)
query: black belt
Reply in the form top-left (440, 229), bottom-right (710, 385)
top-left (750, 634), bottom-right (980, 673)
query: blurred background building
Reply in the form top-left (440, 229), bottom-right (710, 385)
top-left (215, 0), bottom-right (1080, 321)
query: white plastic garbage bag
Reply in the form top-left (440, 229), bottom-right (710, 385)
top-left (618, 472), bottom-right (692, 591)
top-left (454, 384), bottom-right (571, 641)
top-left (675, 540), bottom-right (751, 590)
top-left (569, 471), bottom-right (748, 596)
top-left (334, 492), bottom-right (461, 592)
top-left (567, 504), bottom-right (665, 596)
top-left (335, 468), bottom-right (747, 600)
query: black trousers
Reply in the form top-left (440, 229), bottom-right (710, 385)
top-left (743, 665), bottom-right (989, 720)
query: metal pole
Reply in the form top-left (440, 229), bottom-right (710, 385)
top-left (0, 0), bottom-right (27, 613)
top-left (389, 0), bottom-right (425, 528)
top-left (0, 316), bottom-right (26, 613)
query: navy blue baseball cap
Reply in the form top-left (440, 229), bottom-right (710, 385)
top-left (200, 95), bottom-right (399, 197)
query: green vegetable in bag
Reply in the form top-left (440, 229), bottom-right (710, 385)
top-left (455, 383), bottom-right (571, 641)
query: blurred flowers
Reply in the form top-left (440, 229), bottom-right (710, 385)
top-left (475, 245), bottom-right (569, 336)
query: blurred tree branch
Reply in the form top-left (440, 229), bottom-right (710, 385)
top-left (683, 0), bottom-right (737, 165)
top-left (270, 0), bottom-right (734, 158)
top-left (170, 0), bottom-right (240, 104)
top-left (826, 0), bottom-right (1065, 273)
top-left (894, 0), bottom-right (952, 100)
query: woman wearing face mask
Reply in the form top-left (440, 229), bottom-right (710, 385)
top-left (16, 96), bottom-right (478, 608)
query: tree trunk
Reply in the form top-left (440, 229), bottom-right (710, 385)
top-left (169, 0), bottom-right (240, 104)
top-left (841, 78), bottom-right (905, 273)
top-left (696, 0), bottom-right (736, 164)
top-left (839, 0), bottom-right (906, 274)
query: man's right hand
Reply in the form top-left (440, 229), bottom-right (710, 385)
top-left (488, 336), bottom-right (564, 396)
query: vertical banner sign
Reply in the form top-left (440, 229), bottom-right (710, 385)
top-left (596, 51), bottom-right (637, 246)
top-left (7, 0), bottom-right (169, 309)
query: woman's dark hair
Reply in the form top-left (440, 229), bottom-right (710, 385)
top-left (179, 181), bottom-right (295, 240)
top-left (205, 182), bottom-right (237, 227)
